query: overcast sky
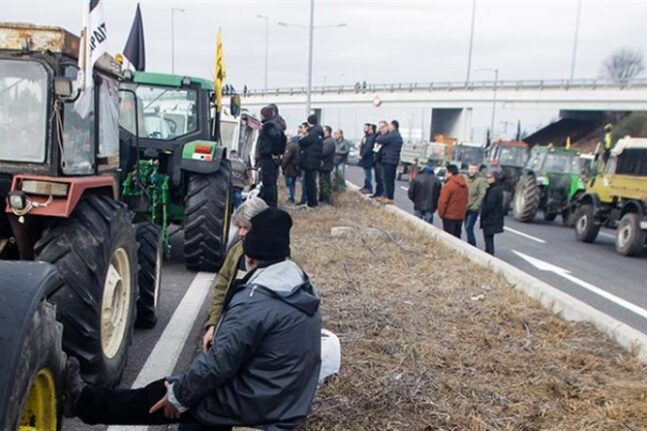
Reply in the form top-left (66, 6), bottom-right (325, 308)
top-left (3, 0), bottom-right (647, 139)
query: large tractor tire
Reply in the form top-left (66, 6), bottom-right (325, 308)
top-left (0, 262), bottom-right (64, 431)
top-left (615, 213), bottom-right (646, 257)
top-left (184, 160), bottom-right (232, 272)
top-left (512, 175), bottom-right (540, 222)
top-left (574, 204), bottom-right (600, 243)
top-left (135, 223), bottom-right (163, 329)
top-left (35, 195), bottom-right (137, 387)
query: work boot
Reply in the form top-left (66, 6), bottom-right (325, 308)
top-left (63, 356), bottom-right (86, 418)
top-left (382, 198), bottom-right (394, 205)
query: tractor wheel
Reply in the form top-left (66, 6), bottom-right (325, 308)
top-left (0, 262), bottom-right (65, 431)
top-left (35, 195), bottom-right (137, 387)
top-left (184, 160), bottom-right (232, 272)
top-left (574, 204), bottom-right (600, 243)
top-left (502, 190), bottom-right (512, 216)
top-left (135, 223), bottom-right (163, 329)
top-left (562, 209), bottom-right (577, 227)
top-left (512, 175), bottom-right (540, 222)
top-left (615, 213), bottom-right (646, 257)
top-left (544, 212), bottom-right (557, 222)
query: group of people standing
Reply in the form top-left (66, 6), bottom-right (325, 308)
top-left (408, 162), bottom-right (505, 255)
top-left (357, 120), bottom-right (404, 204)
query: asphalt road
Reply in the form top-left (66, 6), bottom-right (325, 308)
top-left (345, 165), bottom-right (647, 334)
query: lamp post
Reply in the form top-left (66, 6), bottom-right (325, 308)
top-left (256, 14), bottom-right (269, 91)
top-left (569, 0), bottom-right (583, 81)
top-left (278, 12), bottom-right (347, 116)
top-left (465, 0), bottom-right (477, 83)
top-left (171, 8), bottom-right (185, 74)
top-left (475, 67), bottom-right (499, 138)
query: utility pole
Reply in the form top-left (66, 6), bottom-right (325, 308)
top-left (306, 0), bottom-right (315, 116)
top-left (257, 15), bottom-right (269, 91)
top-left (570, 0), bottom-right (582, 81)
top-left (466, 0), bottom-right (476, 83)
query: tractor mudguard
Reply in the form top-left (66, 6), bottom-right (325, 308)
top-left (619, 200), bottom-right (645, 219)
top-left (180, 140), bottom-right (227, 175)
top-left (0, 262), bottom-right (63, 423)
top-left (577, 193), bottom-right (601, 211)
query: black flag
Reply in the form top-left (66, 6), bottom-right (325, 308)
top-left (123, 3), bottom-right (145, 71)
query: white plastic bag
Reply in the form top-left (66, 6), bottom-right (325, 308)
top-left (319, 329), bottom-right (341, 383)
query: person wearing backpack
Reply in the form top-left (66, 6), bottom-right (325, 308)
top-left (257, 105), bottom-right (287, 207)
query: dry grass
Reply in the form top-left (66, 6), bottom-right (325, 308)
top-left (284, 191), bottom-right (647, 431)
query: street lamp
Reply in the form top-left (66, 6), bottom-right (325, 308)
top-left (278, 9), bottom-right (347, 116)
top-left (465, 0), bottom-right (477, 83)
top-left (256, 14), bottom-right (269, 91)
top-left (171, 8), bottom-right (185, 74)
top-left (475, 67), bottom-right (499, 139)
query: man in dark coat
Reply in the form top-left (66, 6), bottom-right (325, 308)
top-left (282, 135), bottom-right (300, 204)
top-left (407, 162), bottom-right (442, 224)
top-left (257, 105), bottom-right (286, 207)
top-left (63, 208), bottom-right (322, 430)
top-left (371, 121), bottom-right (388, 199)
top-left (358, 123), bottom-right (375, 194)
top-left (480, 171), bottom-right (505, 255)
top-left (319, 125), bottom-right (335, 204)
top-left (298, 115), bottom-right (323, 208)
top-left (375, 120), bottom-right (403, 204)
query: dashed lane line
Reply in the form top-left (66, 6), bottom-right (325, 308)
top-left (503, 226), bottom-right (546, 244)
top-left (108, 271), bottom-right (216, 431)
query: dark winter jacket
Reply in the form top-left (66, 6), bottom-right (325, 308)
top-left (375, 131), bottom-right (403, 166)
top-left (281, 140), bottom-right (300, 178)
top-left (173, 260), bottom-right (322, 430)
top-left (358, 133), bottom-right (375, 168)
top-left (408, 167), bottom-right (442, 212)
top-left (298, 125), bottom-right (324, 171)
top-left (480, 181), bottom-right (505, 235)
top-left (258, 117), bottom-right (287, 159)
top-left (320, 136), bottom-right (336, 173)
top-left (438, 174), bottom-right (468, 221)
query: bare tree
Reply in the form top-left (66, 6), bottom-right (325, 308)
top-left (601, 47), bottom-right (644, 82)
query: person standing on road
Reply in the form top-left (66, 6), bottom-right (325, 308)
top-left (376, 120), bottom-right (403, 205)
top-left (63, 208), bottom-right (322, 430)
top-left (319, 125), bottom-right (336, 204)
top-left (358, 123), bottom-right (375, 194)
top-left (333, 129), bottom-right (351, 179)
top-left (480, 171), bottom-right (505, 255)
top-left (371, 121), bottom-right (388, 199)
top-left (282, 134), bottom-right (300, 204)
top-left (465, 163), bottom-right (488, 247)
top-left (438, 164), bottom-right (468, 238)
top-left (298, 114), bottom-right (323, 208)
top-left (257, 105), bottom-right (286, 208)
top-left (407, 161), bottom-right (442, 224)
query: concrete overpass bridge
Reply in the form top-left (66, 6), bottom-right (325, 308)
top-left (241, 78), bottom-right (647, 141)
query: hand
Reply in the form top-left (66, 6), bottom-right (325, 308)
top-left (202, 326), bottom-right (215, 352)
top-left (149, 381), bottom-right (181, 419)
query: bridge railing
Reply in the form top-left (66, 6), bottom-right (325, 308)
top-left (243, 78), bottom-right (647, 97)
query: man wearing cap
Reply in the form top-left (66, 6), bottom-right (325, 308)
top-left (63, 208), bottom-right (322, 430)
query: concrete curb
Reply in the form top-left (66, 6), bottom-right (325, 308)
top-left (347, 182), bottom-right (647, 363)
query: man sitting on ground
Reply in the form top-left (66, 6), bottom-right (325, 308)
top-left (63, 208), bottom-right (322, 430)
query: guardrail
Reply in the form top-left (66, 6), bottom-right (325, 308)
top-left (243, 78), bottom-right (647, 97)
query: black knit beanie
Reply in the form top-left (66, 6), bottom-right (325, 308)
top-left (307, 114), bottom-right (318, 126)
top-left (243, 208), bottom-right (292, 261)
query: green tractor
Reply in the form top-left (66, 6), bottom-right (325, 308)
top-left (119, 71), bottom-right (233, 272)
top-left (512, 146), bottom-right (585, 225)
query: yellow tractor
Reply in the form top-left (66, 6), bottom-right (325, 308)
top-left (573, 137), bottom-right (647, 256)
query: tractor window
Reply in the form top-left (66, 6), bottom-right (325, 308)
top-left (498, 146), bottom-right (527, 166)
top-left (220, 120), bottom-right (237, 152)
top-left (616, 149), bottom-right (647, 176)
top-left (0, 60), bottom-right (48, 163)
top-left (133, 85), bottom-right (198, 140)
top-left (526, 151), bottom-right (544, 171)
top-left (98, 78), bottom-right (120, 161)
top-left (543, 153), bottom-right (579, 174)
top-left (62, 94), bottom-right (95, 175)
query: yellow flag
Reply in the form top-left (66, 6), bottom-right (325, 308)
top-left (214, 28), bottom-right (226, 113)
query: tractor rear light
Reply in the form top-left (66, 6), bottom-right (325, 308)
top-left (194, 144), bottom-right (213, 155)
top-left (21, 180), bottom-right (69, 197)
top-left (7, 191), bottom-right (27, 210)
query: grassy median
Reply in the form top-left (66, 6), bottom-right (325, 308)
top-left (286, 190), bottom-right (647, 431)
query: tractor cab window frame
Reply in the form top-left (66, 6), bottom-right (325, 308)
top-left (61, 65), bottom-right (95, 176)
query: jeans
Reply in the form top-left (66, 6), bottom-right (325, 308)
top-left (232, 188), bottom-right (243, 210)
top-left (484, 233), bottom-right (495, 255)
top-left (415, 210), bottom-right (434, 224)
top-left (464, 210), bottom-right (479, 246)
top-left (362, 166), bottom-right (373, 192)
top-left (299, 171), bottom-right (308, 205)
top-left (319, 170), bottom-right (332, 203)
top-left (442, 218), bottom-right (463, 238)
top-left (284, 176), bottom-right (297, 202)
top-left (374, 163), bottom-right (384, 197)
top-left (334, 162), bottom-right (346, 178)
top-left (383, 163), bottom-right (397, 199)
top-left (304, 169), bottom-right (318, 207)
top-left (75, 378), bottom-right (231, 429)
top-left (259, 158), bottom-right (278, 207)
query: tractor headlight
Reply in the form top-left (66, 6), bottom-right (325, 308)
top-left (7, 191), bottom-right (27, 210)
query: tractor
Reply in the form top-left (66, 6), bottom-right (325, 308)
top-left (512, 145), bottom-right (585, 225)
top-left (574, 137), bottom-right (647, 256)
top-left (487, 140), bottom-right (529, 213)
top-left (119, 70), bottom-right (234, 272)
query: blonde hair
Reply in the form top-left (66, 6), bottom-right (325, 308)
top-left (231, 197), bottom-right (269, 228)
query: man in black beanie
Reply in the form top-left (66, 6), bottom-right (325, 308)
top-left (257, 105), bottom-right (287, 207)
top-left (62, 208), bottom-right (322, 430)
top-left (298, 114), bottom-right (324, 208)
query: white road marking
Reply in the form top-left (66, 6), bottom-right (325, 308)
top-left (108, 271), bottom-right (216, 431)
top-left (599, 231), bottom-right (616, 239)
top-left (512, 250), bottom-right (647, 320)
top-left (400, 186), bottom-right (408, 191)
top-left (503, 226), bottom-right (546, 244)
